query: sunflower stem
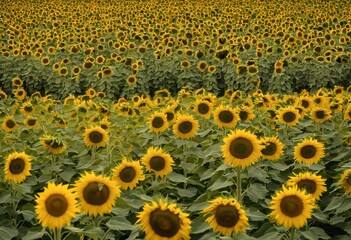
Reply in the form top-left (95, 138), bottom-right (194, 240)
top-left (289, 227), bottom-right (296, 240)
top-left (236, 167), bottom-right (242, 203)
top-left (53, 228), bottom-right (62, 240)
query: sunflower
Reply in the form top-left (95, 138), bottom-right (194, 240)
top-left (112, 158), bottom-right (145, 190)
top-left (310, 107), bottom-right (332, 123)
top-left (237, 106), bottom-right (255, 122)
top-left (13, 88), bottom-right (27, 101)
top-left (141, 147), bottom-right (174, 177)
top-left (162, 106), bottom-right (176, 125)
top-left (83, 126), bottom-right (108, 148)
top-left (339, 169), bottom-right (351, 194)
top-left (136, 199), bottom-right (191, 240)
top-left (23, 117), bottom-right (39, 128)
top-left (269, 185), bottom-right (315, 229)
top-left (213, 105), bottom-right (239, 128)
top-left (126, 75), bottom-right (137, 85)
top-left (173, 114), bottom-right (199, 139)
top-left (11, 76), bottom-right (23, 87)
top-left (147, 111), bottom-right (169, 133)
top-left (20, 102), bottom-right (35, 116)
top-left (287, 172), bottom-right (327, 200)
top-left (343, 105), bottom-right (351, 121)
top-left (221, 129), bottom-right (262, 169)
top-left (299, 96), bottom-right (314, 112)
top-left (193, 98), bottom-right (213, 119)
top-left (39, 135), bottom-right (66, 154)
top-left (4, 152), bottom-right (32, 183)
top-left (2, 116), bottom-right (17, 132)
top-left (276, 106), bottom-right (300, 126)
top-left (0, 89), bottom-right (7, 99)
top-left (35, 182), bottom-right (79, 230)
top-left (74, 172), bottom-right (120, 216)
top-left (294, 138), bottom-right (325, 164)
top-left (260, 136), bottom-right (285, 161)
top-left (202, 197), bottom-right (249, 236)
top-left (85, 88), bottom-right (96, 98)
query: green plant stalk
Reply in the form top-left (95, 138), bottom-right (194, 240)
top-left (54, 228), bottom-right (62, 240)
top-left (290, 227), bottom-right (296, 240)
top-left (237, 167), bottom-right (242, 203)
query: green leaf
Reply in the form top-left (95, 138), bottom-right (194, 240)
top-left (207, 177), bottom-right (234, 191)
top-left (191, 220), bottom-right (210, 234)
top-left (106, 216), bottom-right (137, 231)
top-left (177, 188), bottom-right (197, 198)
top-left (247, 183), bottom-right (268, 202)
top-left (19, 210), bottom-right (36, 222)
top-left (58, 168), bottom-right (76, 182)
top-left (258, 231), bottom-right (281, 240)
top-left (247, 210), bottom-right (267, 221)
top-left (324, 196), bottom-right (343, 212)
top-left (0, 220), bottom-right (18, 240)
top-left (248, 166), bottom-right (270, 183)
top-left (300, 227), bottom-right (330, 240)
top-left (168, 172), bottom-right (188, 183)
top-left (22, 228), bottom-right (47, 240)
top-left (0, 191), bottom-right (11, 204)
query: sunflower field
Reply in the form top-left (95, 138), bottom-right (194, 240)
top-left (0, 0), bottom-right (351, 239)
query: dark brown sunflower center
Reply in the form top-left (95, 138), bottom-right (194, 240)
top-left (300, 145), bottom-right (316, 159)
top-left (9, 158), bottom-right (25, 174)
top-left (152, 117), bottom-right (164, 128)
top-left (89, 131), bottom-right (103, 143)
top-left (6, 119), bottom-right (16, 128)
top-left (18, 91), bottom-right (24, 96)
top-left (14, 80), bottom-right (22, 85)
top-left (198, 103), bottom-right (210, 114)
top-left (315, 110), bottom-right (325, 119)
top-left (24, 106), bottom-right (33, 112)
top-left (27, 119), bottom-right (37, 126)
top-left (297, 179), bottom-right (317, 194)
top-left (119, 166), bottom-right (136, 183)
top-left (45, 194), bottom-right (68, 217)
top-left (178, 121), bottom-right (192, 134)
top-left (261, 142), bottom-right (277, 156)
top-left (166, 112), bottom-right (174, 121)
top-left (301, 100), bottom-right (309, 108)
top-left (229, 137), bottom-right (254, 159)
top-left (83, 182), bottom-right (110, 205)
top-left (219, 110), bottom-right (234, 123)
top-left (215, 204), bottom-right (239, 228)
top-left (239, 111), bottom-right (248, 121)
top-left (51, 141), bottom-right (64, 149)
top-left (149, 209), bottom-right (180, 238)
top-left (282, 112), bottom-right (296, 123)
top-left (150, 156), bottom-right (165, 171)
top-left (280, 195), bottom-right (304, 217)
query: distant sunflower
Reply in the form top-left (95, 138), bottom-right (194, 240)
top-left (287, 172), bottom-right (327, 200)
top-left (310, 107), bottom-right (332, 123)
top-left (162, 106), bottom-right (176, 125)
top-left (11, 76), bottom-right (23, 87)
top-left (339, 169), bottom-right (351, 194)
top-left (237, 106), bottom-right (255, 122)
top-left (83, 126), bottom-right (108, 148)
top-left (85, 88), bottom-right (96, 98)
top-left (299, 96), bottom-right (314, 112)
top-left (269, 185), bottom-right (315, 229)
top-left (194, 99), bottom-right (213, 119)
top-left (20, 102), bottom-right (35, 116)
top-left (213, 105), bottom-right (239, 128)
top-left (126, 75), bottom-right (137, 85)
top-left (4, 152), bottom-right (31, 183)
top-left (344, 105), bottom-right (351, 121)
top-left (141, 147), bottom-right (174, 177)
top-left (202, 197), bottom-right (249, 236)
top-left (35, 182), bottom-right (79, 230)
top-left (294, 138), bottom-right (325, 164)
top-left (260, 136), bottom-right (285, 161)
top-left (13, 89), bottom-right (27, 101)
top-left (221, 129), bottom-right (262, 169)
top-left (173, 114), bottom-right (199, 139)
top-left (2, 116), bottom-right (17, 132)
top-left (74, 172), bottom-right (120, 216)
top-left (23, 117), bottom-right (39, 128)
top-left (147, 111), bottom-right (169, 133)
top-left (136, 199), bottom-right (191, 240)
top-left (112, 158), bottom-right (145, 190)
top-left (39, 135), bottom-right (66, 154)
top-left (0, 89), bottom-right (7, 99)
top-left (276, 106), bottom-right (300, 126)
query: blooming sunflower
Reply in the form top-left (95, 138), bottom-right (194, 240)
top-left (23, 117), bottom-right (39, 129)
top-left (299, 96), bottom-right (314, 112)
top-left (193, 99), bottom-right (213, 119)
top-left (136, 199), bottom-right (191, 240)
top-left (147, 111), bottom-right (169, 133)
top-left (269, 185), bottom-right (315, 229)
top-left (74, 172), bottom-right (120, 216)
top-left (202, 197), bottom-right (249, 236)
top-left (237, 106), bottom-right (255, 122)
top-left (83, 126), bottom-right (108, 148)
top-left (20, 102), bottom-right (35, 116)
top-left (4, 152), bottom-right (32, 183)
top-left (12, 76), bottom-right (23, 87)
top-left (294, 138), bottom-right (325, 164)
top-left (287, 172), bottom-right (327, 200)
top-left (112, 158), bottom-right (145, 190)
top-left (339, 169), bottom-right (351, 194)
top-left (213, 105), bottom-right (239, 128)
top-left (2, 116), bottom-right (17, 132)
top-left (310, 107), bottom-right (332, 123)
top-left (260, 136), bottom-right (285, 161)
top-left (39, 135), bottom-right (66, 154)
top-left (173, 114), bottom-right (199, 139)
top-left (221, 129), bottom-right (262, 169)
top-left (141, 147), bottom-right (174, 177)
top-left (276, 106), bottom-right (300, 126)
top-left (35, 182), bottom-right (79, 230)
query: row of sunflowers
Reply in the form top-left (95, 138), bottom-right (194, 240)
top-left (1, 81), bottom-right (351, 239)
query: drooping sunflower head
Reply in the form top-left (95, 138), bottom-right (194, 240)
top-left (2, 116), bottom-right (17, 132)
top-left (276, 106), bottom-right (300, 126)
top-left (74, 171), bottom-right (120, 216)
top-left (221, 129), bottom-right (262, 169)
top-left (147, 111), bottom-right (169, 133)
top-left (201, 197), bottom-right (249, 236)
top-left (136, 199), bottom-right (191, 240)
top-left (112, 158), bottom-right (145, 190)
top-left (83, 126), bottom-right (108, 148)
top-left (141, 147), bottom-right (174, 177)
top-left (260, 136), bottom-right (285, 161)
top-left (269, 185), bottom-right (315, 229)
top-left (4, 152), bottom-right (32, 183)
top-left (35, 182), bottom-right (79, 230)
top-left (173, 113), bottom-right (200, 139)
top-left (287, 172), bottom-right (327, 200)
top-left (339, 169), bottom-right (351, 194)
top-left (193, 98), bottom-right (213, 119)
top-left (213, 105), bottom-right (239, 129)
top-left (39, 135), bottom-right (66, 154)
top-left (294, 138), bottom-right (325, 164)
top-left (310, 107), bottom-right (332, 123)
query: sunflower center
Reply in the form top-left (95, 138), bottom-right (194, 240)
top-left (6, 119), bottom-right (16, 128)
top-left (45, 194), bottom-right (68, 217)
top-left (215, 204), bottom-right (239, 228)
top-left (297, 179), bottom-right (317, 194)
top-left (282, 112), bottom-right (296, 123)
top-left (83, 182), bottom-right (110, 205)
top-left (152, 117), bottom-right (164, 128)
top-left (89, 131), bottom-right (103, 143)
top-left (261, 142), bottom-right (277, 156)
top-left (24, 106), bottom-right (33, 112)
top-left (178, 121), bottom-right (193, 134)
top-left (51, 141), bottom-right (64, 149)
top-left (229, 137), bottom-right (254, 159)
top-left (198, 103), bottom-right (210, 114)
top-left (300, 145), bottom-right (316, 159)
top-left (219, 110), bottom-right (234, 123)
top-left (166, 112), bottom-right (174, 121)
top-left (315, 110), bottom-right (325, 119)
top-left (9, 158), bottom-right (25, 174)
top-left (149, 209), bottom-right (180, 238)
top-left (27, 119), bottom-right (36, 126)
top-left (149, 156), bottom-right (165, 171)
top-left (280, 195), bottom-right (304, 217)
top-left (301, 100), bottom-right (309, 108)
top-left (239, 111), bottom-right (248, 121)
top-left (119, 167), bottom-right (136, 183)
